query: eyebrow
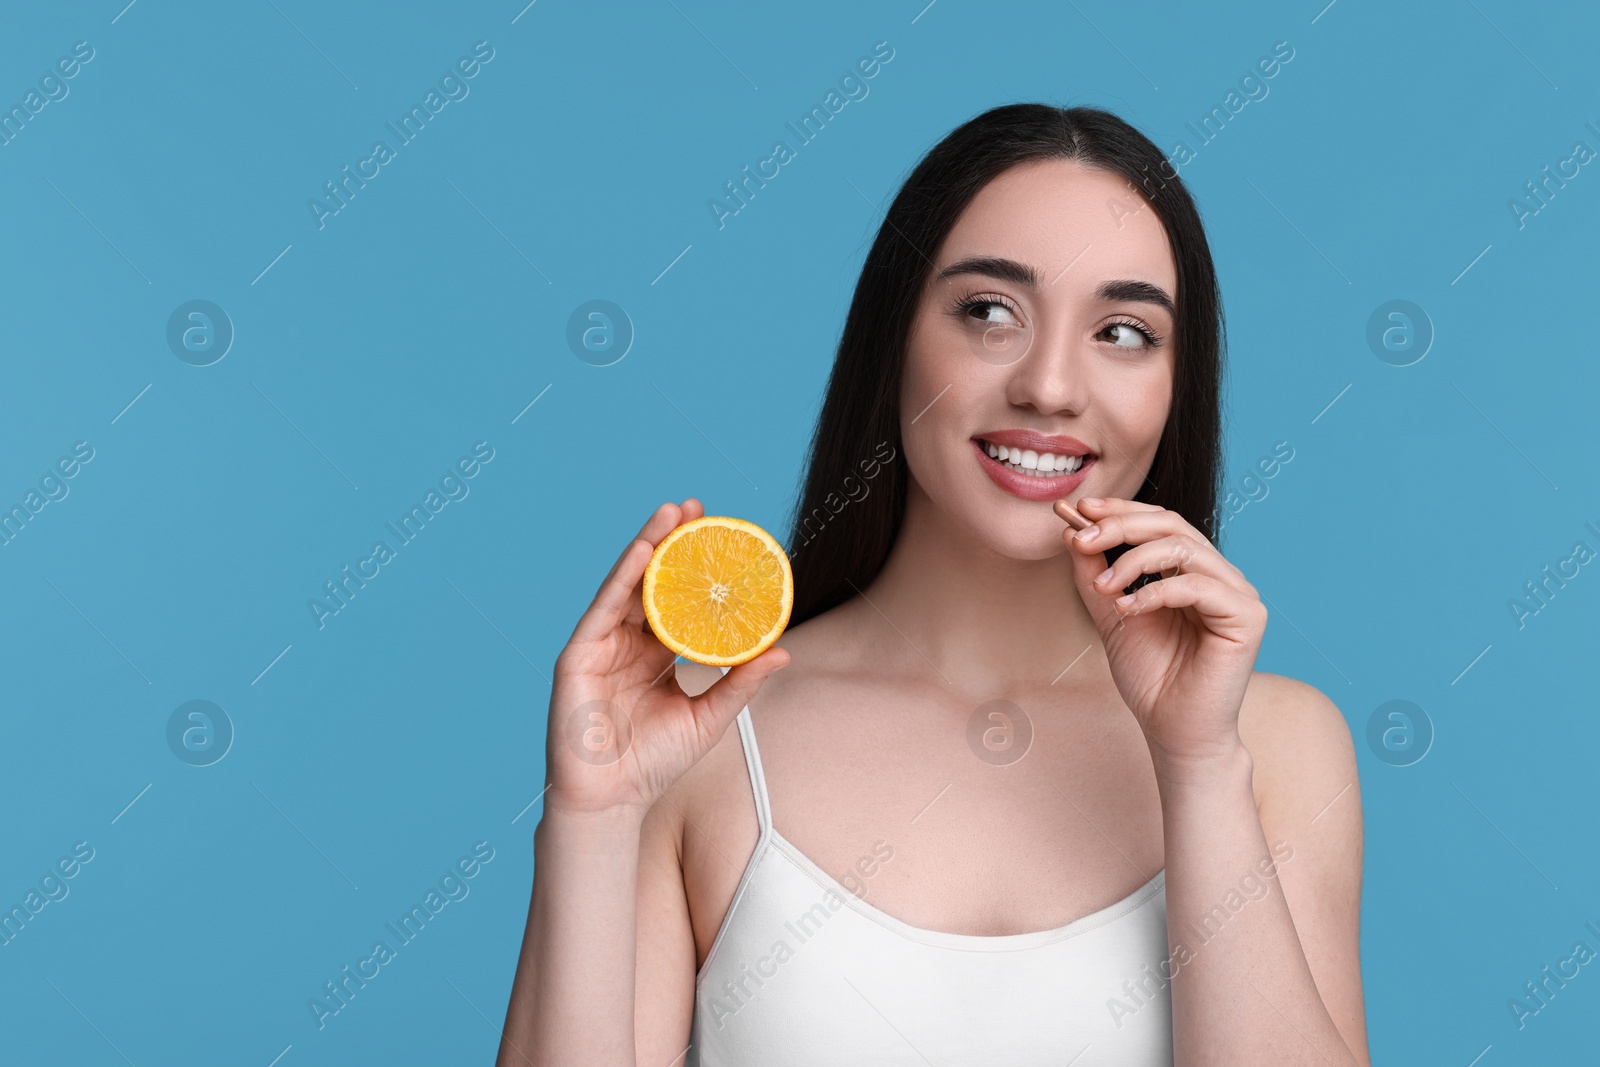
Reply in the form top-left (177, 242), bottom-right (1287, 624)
top-left (936, 255), bottom-right (1175, 318)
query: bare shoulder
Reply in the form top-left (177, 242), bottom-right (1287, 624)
top-left (656, 609), bottom-right (855, 851)
top-left (1237, 670), bottom-right (1353, 753)
top-left (1237, 671), bottom-right (1361, 830)
top-left (656, 611), bottom-right (842, 828)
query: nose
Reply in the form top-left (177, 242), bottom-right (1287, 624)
top-left (1003, 321), bottom-right (1093, 419)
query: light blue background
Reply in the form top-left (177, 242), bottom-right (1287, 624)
top-left (1, 0), bottom-right (1596, 1062)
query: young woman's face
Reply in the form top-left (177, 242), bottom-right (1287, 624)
top-left (900, 158), bottom-right (1179, 559)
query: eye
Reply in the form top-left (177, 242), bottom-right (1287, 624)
top-left (952, 293), bottom-right (1022, 328)
top-left (1100, 317), bottom-right (1164, 349)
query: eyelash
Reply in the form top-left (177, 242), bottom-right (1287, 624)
top-left (951, 292), bottom-right (1022, 324)
top-left (1104, 315), bottom-right (1166, 349)
top-left (950, 293), bottom-right (1166, 349)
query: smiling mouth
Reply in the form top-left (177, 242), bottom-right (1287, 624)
top-left (974, 438), bottom-right (1095, 479)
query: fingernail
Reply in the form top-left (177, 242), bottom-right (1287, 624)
top-left (1115, 593), bottom-right (1136, 607)
top-left (1080, 497), bottom-right (1104, 508)
top-left (1075, 524), bottom-right (1100, 543)
top-left (1094, 566), bottom-right (1115, 585)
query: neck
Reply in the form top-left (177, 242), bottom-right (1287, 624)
top-left (854, 480), bottom-right (1105, 698)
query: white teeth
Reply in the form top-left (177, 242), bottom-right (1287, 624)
top-left (982, 440), bottom-right (1086, 477)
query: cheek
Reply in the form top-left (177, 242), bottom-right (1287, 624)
top-left (901, 318), bottom-right (953, 397)
top-left (1116, 353), bottom-right (1173, 427)
top-left (1092, 359), bottom-right (1172, 462)
top-left (1135, 370), bottom-right (1173, 441)
top-left (1149, 359), bottom-right (1175, 435)
top-left (899, 337), bottom-right (980, 487)
top-left (899, 369), bottom-right (950, 474)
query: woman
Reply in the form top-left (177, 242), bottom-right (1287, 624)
top-left (500, 104), bottom-right (1369, 1065)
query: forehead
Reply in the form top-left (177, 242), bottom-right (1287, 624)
top-left (935, 158), bottom-right (1177, 299)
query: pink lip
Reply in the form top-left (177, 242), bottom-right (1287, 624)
top-left (976, 429), bottom-right (1094, 456)
top-left (972, 438), bottom-right (1094, 502)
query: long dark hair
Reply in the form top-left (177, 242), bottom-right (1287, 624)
top-left (784, 103), bottom-right (1226, 628)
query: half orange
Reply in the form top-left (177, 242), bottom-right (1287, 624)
top-left (642, 515), bottom-right (794, 667)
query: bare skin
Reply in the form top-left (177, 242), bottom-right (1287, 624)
top-left (499, 160), bottom-right (1369, 1066)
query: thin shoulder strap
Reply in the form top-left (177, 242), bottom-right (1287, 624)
top-left (719, 665), bottom-right (773, 839)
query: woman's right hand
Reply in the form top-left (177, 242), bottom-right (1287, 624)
top-left (542, 498), bottom-right (791, 820)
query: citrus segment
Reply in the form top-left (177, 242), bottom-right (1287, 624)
top-left (642, 515), bottom-right (793, 667)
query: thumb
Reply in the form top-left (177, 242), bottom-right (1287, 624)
top-left (692, 647), bottom-right (791, 740)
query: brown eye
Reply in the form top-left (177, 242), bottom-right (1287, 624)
top-left (1101, 319), bottom-right (1162, 348)
top-left (955, 296), bottom-right (1021, 326)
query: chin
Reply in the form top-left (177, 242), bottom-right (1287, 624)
top-left (915, 470), bottom-right (1075, 563)
top-left (955, 497), bottom-right (1072, 562)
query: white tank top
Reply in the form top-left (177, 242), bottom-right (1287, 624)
top-left (687, 685), bottom-right (1175, 1065)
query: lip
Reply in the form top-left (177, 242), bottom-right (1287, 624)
top-left (976, 429), bottom-right (1095, 456)
top-left (972, 436), bottom-right (1095, 502)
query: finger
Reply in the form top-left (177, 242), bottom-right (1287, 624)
top-left (1070, 510), bottom-right (1243, 580)
top-left (1059, 525), bottom-right (1123, 633)
top-left (622, 499), bottom-right (707, 630)
top-left (632, 500), bottom-right (686, 546)
top-left (1089, 533), bottom-right (1246, 594)
top-left (571, 538), bottom-right (656, 645)
top-left (610, 501), bottom-right (684, 581)
top-left (687, 646), bottom-right (791, 743)
top-left (1075, 496), bottom-right (1167, 517)
top-left (573, 503), bottom-right (683, 644)
top-left (1072, 514), bottom-right (1250, 595)
top-left (1110, 572), bottom-right (1266, 644)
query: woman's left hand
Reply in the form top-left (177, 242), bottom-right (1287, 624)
top-left (1061, 496), bottom-right (1267, 771)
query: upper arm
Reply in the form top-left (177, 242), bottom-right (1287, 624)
top-left (633, 659), bottom-right (724, 1063)
top-left (1241, 673), bottom-right (1370, 1066)
top-left (633, 787), bottom-right (697, 1063)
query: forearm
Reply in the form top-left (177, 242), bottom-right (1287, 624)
top-left (1153, 741), bottom-right (1357, 1066)
top-left (499, 805), bottom-right (645, 1067)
